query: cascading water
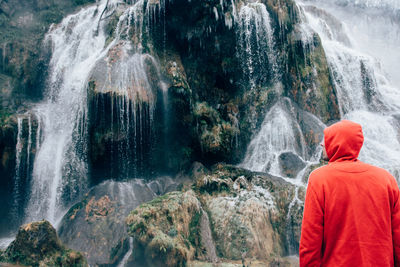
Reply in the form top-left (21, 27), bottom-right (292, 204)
top-left (240, 97), bottom-right (324, 255)
top-left (236, 1), bottom-right (279, 132)
top-left (25, 0), bottom-right (113, 225)
top-left (24, 0), bottom-right (169, 226)
top-left (235, 2), bottom-right (322, 255)
top-left (88, 0), bottom-right (168, 180)
top-left (237, 4), bottom-right (326, 180)
top-left (117, 237), bottom-right (134, 267)
top-left (242, 0), bottom-right (400, 181)
top-left (298, 0), bottom-right (400, 180)
top-left (239, 0), bottom-right (400, 255)
top-left (237, 2), bottom-right (277, 90)
top-left (240, 99), bottom-right (307, 177)
top-left (11, 117), bottom-right (23, 219)
top-left (26, 115), bottom-right (32, 183)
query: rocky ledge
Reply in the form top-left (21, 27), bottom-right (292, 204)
top-left (126, 163), bottom-right (304, 266)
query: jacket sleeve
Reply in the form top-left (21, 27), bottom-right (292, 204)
top-left (392, 180), bottom-right (400, 267)
top-left (300, 176), bottom-right (324, 267)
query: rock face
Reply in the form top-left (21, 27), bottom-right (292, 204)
top-left (279, 152), bottom-right (306, 178)
top-left (0, 113), bottom-right (17, 233)
top-left (126, 164), bottom-right (305, 266)
top-left (58, 178), bottom-right (179, 266)
top-left (0, 112), bottom-right (38, 234)
top-left (1, 220), bottom-right (87, 267)
top-left (86, 0), bottom-right (340, 180)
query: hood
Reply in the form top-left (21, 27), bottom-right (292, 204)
top-left (324, 120), bottom-right (364, 163)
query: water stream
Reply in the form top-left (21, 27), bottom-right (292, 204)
top-left (11, 117), bottom-right (23, 219)
top-left (239, 0), bottom-right (400, 255)
top-left (25, 0), bottom-right (168, 225)
top-left (298, 0), bottom-right (400, 180)
top-left (25, 0), bottom-right (113, 225)
top-left (117, 237), bottom-right (134, 267)
top-left (199, 208), bottom-right (218, 263)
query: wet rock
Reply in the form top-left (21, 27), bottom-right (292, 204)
top-left (87, 41), bottom-right (162, 180)
top-left (199, 165), bottom-right (295, 261)
top-left (127, 164), bottom-right (303, 265)
top-left (294, 106), bottom-right (326, 158)
top-left (194, 102), bottom-right (239, 160)
top-left (279, 152), bottom-right (306, 178)
top-left (58, 178), bottom-right (178, 266)
top-left (0, 112), bottom-right (38, 234)
top-left (2, 220), bottom-right (87, 267)
top-left (284, 28), bottom-right (340, 123)
top-left (0, 112), bottom-right (17, 231)
top-left (160, 53), bottom-right (195, 173)
top-left (127, 190), bottom-right (202, 267)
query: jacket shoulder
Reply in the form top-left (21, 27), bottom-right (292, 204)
top-left (365, 164), bottom-right (399, 186)
top-left (307, 164), bottom-right (330, 185)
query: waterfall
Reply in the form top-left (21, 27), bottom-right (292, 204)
top-left (26, 115), bottom-right (32, 182)
top-left (240, 99), bottom-right (308, 178)
top-left (25, 0), bottom-right (119, 224)
top-left (241, 0), bottom-right (400, 177)
top-left (11, 117), bottom-right (24, 219)
top-left (237, 2), bottom-right (277, 91)
top-left (24, 0), bottom-right (169, 224)
top-left (89, 0), bottom-right (168, 179)
top-left (297, 0), bottom-right (400, 180)
top-left (117, 237), bottom-right (134, 267)
top-left (35, 115), bottom-right (41, 153)
top-left (236, 2), bottom-right (278, 132)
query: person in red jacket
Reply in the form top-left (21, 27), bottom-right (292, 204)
top-left (299, 119), bottom-right (400, 266)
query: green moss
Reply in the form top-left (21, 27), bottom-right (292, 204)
top-left (4, 220), bottom-right (87, 267)
top-left (39, 9), bottom-right (64, 24)
top-left (104, 13), bottom-right (120, 47)
top-left (126, 191), bottom-right (201, 266)
top-left (73, 0), bottom-right (95, 5)
top-left (147, 193), bottom-right (171, 205)
top-left (193, 102), bottom-right (239, 158)
top-left (0, 109), bottom-right (12, 126)
top-left (0, 14), bottom-right (10, 27)
top-left (188, 210), bottom-right (202, 247)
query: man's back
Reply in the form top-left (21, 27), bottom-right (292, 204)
top-left (299, 120), bottom-right (400, 266)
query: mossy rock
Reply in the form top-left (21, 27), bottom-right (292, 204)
top-left (3, 220), bottom-right (87, 267)
top-left (127, 190), bottom-right (202, 267)
top-left (194, 102), bottom-right (239, 159)
top-left (126, 164), bottom-right (305, 264)
top-left (58, 179), bottom-right (177, 266)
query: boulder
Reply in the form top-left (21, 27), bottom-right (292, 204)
top-left (127, 190), bottom-right (202, 267)
top-left (2, 220), bottom-right (87, 267)
top-left (279, 152), bottom-right (306, 178)
top-left (58, 178), bottom-right (178, 266)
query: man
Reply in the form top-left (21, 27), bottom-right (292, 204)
top-left (299, 120), bottom-right (400, 266)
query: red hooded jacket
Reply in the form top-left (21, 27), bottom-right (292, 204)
top-left (299, 120), bottom-right (400, 266)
